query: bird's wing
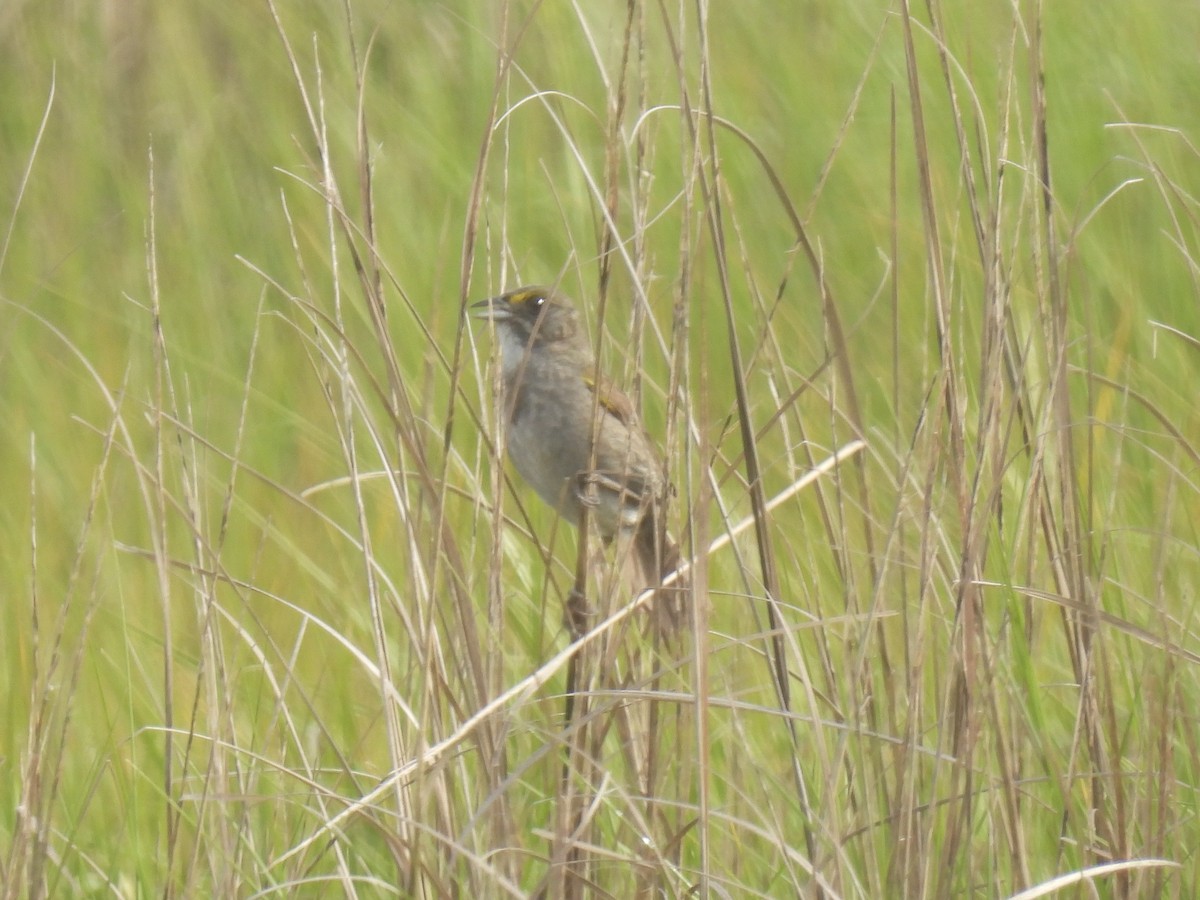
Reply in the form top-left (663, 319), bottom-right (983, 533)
top-left (582, 369), bottom-right (636, 426)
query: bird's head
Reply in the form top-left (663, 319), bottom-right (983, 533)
top-left (471, 284), bottom-right (581, 345)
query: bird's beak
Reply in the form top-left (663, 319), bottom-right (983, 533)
top-left (470, 296), bottom-right (511, 321)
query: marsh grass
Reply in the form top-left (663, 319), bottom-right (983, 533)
top-left (2, 0), bottom-right (1199, 897)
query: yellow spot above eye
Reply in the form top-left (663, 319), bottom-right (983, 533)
top-left (511, 289), bottom-right (545, 307)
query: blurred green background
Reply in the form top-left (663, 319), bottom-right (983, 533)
top-left (3, 0), bottom-right (1199, 895)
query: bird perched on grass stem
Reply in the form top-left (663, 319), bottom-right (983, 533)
top-left (473, 284), bottom-right (685, 634)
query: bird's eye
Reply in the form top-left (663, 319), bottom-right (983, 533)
top-left (532, 293), bottom-right (546, 307)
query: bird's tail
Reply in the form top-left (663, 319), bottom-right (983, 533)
top-left (631, 512), bottom-right (688, 633)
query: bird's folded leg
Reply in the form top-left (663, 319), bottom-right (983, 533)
top-left (563, 586), bottom-right (593, 640)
